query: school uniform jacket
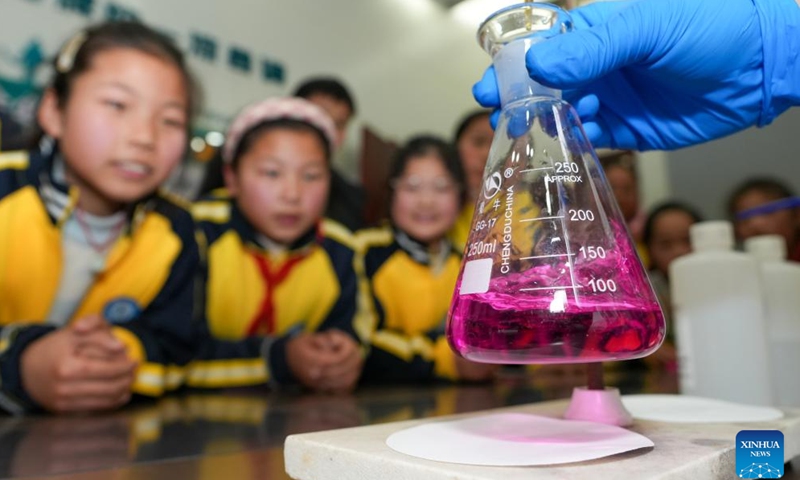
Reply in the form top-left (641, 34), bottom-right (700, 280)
top-left (0, 148), bottom-right (200, 412)
top-left (190, 193), bottom-right (369, 387)
top-left (357, 226), bottom-right (461, 383)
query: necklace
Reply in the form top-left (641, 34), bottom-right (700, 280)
top-left (74, 209), bottom-right (127, 253)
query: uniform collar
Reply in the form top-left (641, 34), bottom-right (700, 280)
top-left (393, 225), bottom-right (454, 268)
top-left (226, 197), bottom-right (319, 255)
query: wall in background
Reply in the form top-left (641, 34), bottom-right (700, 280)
top-left (666, 108), bottom-right (800, 220)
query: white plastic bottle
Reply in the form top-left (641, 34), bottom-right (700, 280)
top-left (670, 221), bottom-right (773, 406)
top-left (745, 235), bottom-right (800, 407)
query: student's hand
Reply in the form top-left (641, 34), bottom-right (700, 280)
top-left (455, 356), bottom-right (498, 383)
top-left (70, 315), bottom-right (130, 360)
top-left (473, 0), bottom-right (800, 151)
top-left (313, 330), bottom-right (363, 394)
top-left (286, 333), bottom-right (333, 390)
top-left (20, 317), bottom-right (137, 413)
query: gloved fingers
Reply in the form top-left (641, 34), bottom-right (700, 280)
top-left (565, 93), bottom-right (605, 146)
top-left (581, 121), bottom-right (607, 149)
top-left (489, 109), bottom-right (500, 130)
top-left (472, 65), bottom-right (500, 108)
top-left (592, 108), bottom-right (642, 151)
top-left (572, 95), bottom-right (609, 147)
top-left (572, 93), bottom-right (600, 123)
top-left (501, 103), bottom-right (534, 139)
top-left (526, 2), bottom-right (651, 90)
top-left (567, 94), bottom-right (633, 151)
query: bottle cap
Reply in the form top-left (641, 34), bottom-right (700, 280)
top-left (690, 221), bottom-right (734, 252)
top-left (744, 234), bottom-right (787, 262)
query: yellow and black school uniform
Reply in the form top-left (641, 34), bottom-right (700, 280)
top-left (189, 192), bottom-right (368, 387)
top-left (357, 225), bottom-right (461, 383)
top-left (0, 148), bottom-right (200, 412)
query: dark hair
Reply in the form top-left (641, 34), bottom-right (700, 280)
top-left (726, 177), bottom-right (795, 217)
top-left (230, 118), bottom-right (332, 170)
top-left (293, 77), bottom-right (356, 116)
top-left (643, 201), bottom-right (703, 248)
top-left (0, 109), bottom-right (28, 151)
top-left (51, 21), bottom-right (198, 117)
top-left (388, 135), bottom-right (466, 209)
top-left (198, 154), bottom-right (224, 197)
top-left (453, 109), bottom-right (491, 144)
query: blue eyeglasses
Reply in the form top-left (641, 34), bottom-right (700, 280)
top-left (735, 197), bottom-right (800, 220)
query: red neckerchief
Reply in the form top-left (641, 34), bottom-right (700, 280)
top-left (245, 224), bottom-right (323, 336)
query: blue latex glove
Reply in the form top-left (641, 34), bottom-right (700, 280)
top-left (473, 0), bottom-right (800, 151)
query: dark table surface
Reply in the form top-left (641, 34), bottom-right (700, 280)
top-left (0, 366), bottom-right (795, 480)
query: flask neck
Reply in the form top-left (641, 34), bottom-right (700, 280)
top-left (493, 38), bottom-right (560, 107)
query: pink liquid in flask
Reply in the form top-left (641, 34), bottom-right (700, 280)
top-left (447, 222), bottom-right (666, 364)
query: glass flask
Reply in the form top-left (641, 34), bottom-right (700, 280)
top-left (446, 3), bottom-right (666, 365)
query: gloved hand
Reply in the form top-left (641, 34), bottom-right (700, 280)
top-left (473, 0), bottom-right (800, 151)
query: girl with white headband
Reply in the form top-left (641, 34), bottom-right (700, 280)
top-left (191, 97), bottom-right (366, 393)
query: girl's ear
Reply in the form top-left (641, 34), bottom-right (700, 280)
top-left (37, 88), bottom-right (64, 139)
top-left (222, 162), bottom-right (238, 195)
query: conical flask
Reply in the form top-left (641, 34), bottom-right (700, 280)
top-left (446, 3), bottom-right (665, 365)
